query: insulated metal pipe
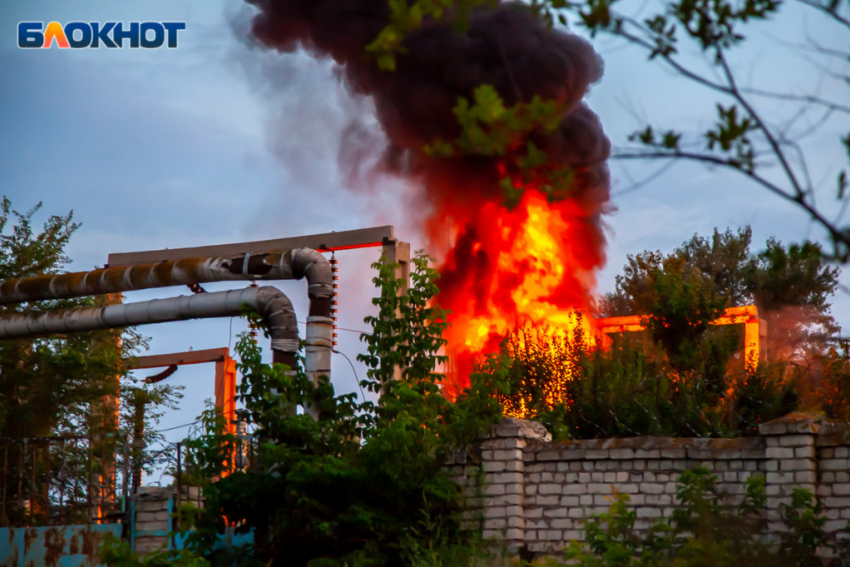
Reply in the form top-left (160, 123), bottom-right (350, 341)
top-left (289, 249), bottom-right (335, 403)
top-left (0, 287), bottom-right (300, 367)
top-left (0, 248), bottom-right (330, 307)
top-left (0, 247), bottom-right (334, 390)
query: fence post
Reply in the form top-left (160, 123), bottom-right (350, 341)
top-left (759, 413), bottom-right (819, 534)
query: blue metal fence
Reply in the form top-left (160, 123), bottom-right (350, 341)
top-left (0, 524), bottom-right (122, 567)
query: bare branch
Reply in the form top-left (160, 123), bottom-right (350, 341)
top-left (715, 49), bottom-right (807, 198)
top-left (558, 0), bottom-right (850, 259)
top-left (617, 21), bottom-right (734, 94)
top-left (740, 88), bottom-right (850, 116)
top-left (612, 159), bottom-right (678, 197)
top-left (612, 149), bottom-right (850, 258)
top-left (835, 192), bottom-right (850, 225)
top-left (796, 0), bottom-right (850, 30)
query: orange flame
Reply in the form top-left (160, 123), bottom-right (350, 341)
top-left (437, 189), bottom-right (603, 397)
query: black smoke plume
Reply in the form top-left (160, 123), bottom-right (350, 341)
top-left (246, 0), bottom-right (611, 235)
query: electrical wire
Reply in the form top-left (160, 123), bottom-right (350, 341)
top-left (151, 406), bottom-right (244, 435)
top-left (296, 320), bottom-right (371, 336)
top-left (333, 348), bottom-right (366, 401)
top-left (155, 419), bottom-right (202, 433)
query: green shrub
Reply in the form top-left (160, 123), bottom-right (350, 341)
top-left (473, 325), bottom-right (798, 439)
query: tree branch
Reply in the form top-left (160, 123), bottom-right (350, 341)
top-left (715, 49), bottom-right (808, 197)
top-left (796, 0), bottom-right (850, 30)
top-left (612, 16), bottom-right (735, 95)
top-left (740, 88), bottom-right (850, 116)
top-left (613, 149), bottom-right (850, 259)
top-left (612, 159), bottom-right (678, 197)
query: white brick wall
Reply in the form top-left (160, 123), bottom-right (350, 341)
top-left (456, 414), bottom-right (850, 556)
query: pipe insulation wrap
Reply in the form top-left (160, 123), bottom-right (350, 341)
top-left (0, 247), bottom-right (333, 413)
top-left (0, 286), bottom-right (299, 356)
top-left (289, 248), bottom-right (335, 317)
top-left (0, 249), bottom-right (338, 305)
top-left (304, 315), bottom-right (333, 383)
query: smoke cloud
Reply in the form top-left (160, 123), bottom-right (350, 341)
top-left (246, 0), bottom-right (610, 230)
top-left (246, 0), bottom-right (613, 386)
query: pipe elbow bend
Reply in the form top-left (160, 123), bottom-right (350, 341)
top-left (254, 286), bottom-right (299, 355)
top-left (290, 248), bottom-right (334, 318)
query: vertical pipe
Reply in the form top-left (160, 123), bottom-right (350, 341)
top-left (292, 248), bottom-right (335, 417)
top-left (744, 319), bottom-right (758, 370)
top-left (129, 499), bottom-right (135, 551)
top-left (30, 444), bottom-right (35, 525)
top-left (44, 444), bottom-right (50, 524)
top-left (73, 438), bottom-right (79, 522)
top-left (131, 397), bottom-right (146, 494)
top-left (168, 495), bottom-right (175, 550)
top-left (381, 240), bottom-right (411, 383)
top-left (101, 434), bottom-right (107, 521)
top-left (304, 316), bottom-right (333, 419)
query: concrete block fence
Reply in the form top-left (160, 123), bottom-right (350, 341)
top-left (131, 485), bottom-right (203, 554)
top-left (446, 412), bottom-right (850, 556)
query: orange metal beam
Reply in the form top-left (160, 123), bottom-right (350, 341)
top-left (124, 348), bottom-right (236, 417)
top-left (107, 226), bottom-right (395, 267)
top-left (125, 347), bottom-right (240, 475)
top-left (125, 348), bottom-right (229, 370)
top-left (595, 305), bottom-right (767, 368)
top-left (214, 356), bottom-right (238, 439)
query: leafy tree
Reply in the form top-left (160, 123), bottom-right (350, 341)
top-left (424, 85), bottom-right (577, 208)
top-left (623, 253), bottom-right (730, 372)
top-left (0, 198), bottom-right (178, 526)
top-left (604, 228), bottom-right (840, 364)
top-left (605, 227), bottom-right (840, 315)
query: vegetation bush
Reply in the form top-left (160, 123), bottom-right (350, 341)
top-left (0, 198), bottom-right (179, 526)
top-left (473, 322), bottom-right (800, 439)
top-left (95, 243), bottom-right (850, 566)
top-left (474, 228), bottom-right (846, 439)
